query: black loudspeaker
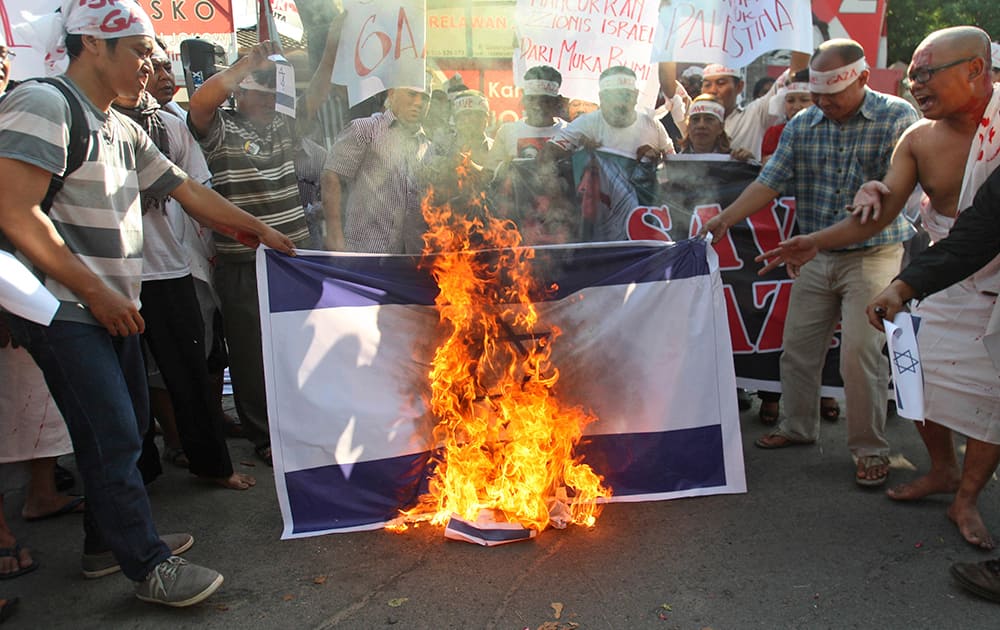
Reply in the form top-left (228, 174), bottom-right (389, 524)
top-left (180, 39), bottom-right (227, 96)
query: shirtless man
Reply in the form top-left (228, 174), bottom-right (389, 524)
top-left (756, 27), bottom-right (1000, 549)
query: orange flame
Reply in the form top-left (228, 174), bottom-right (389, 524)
top-left (401, 155), bottom-right (610, 533)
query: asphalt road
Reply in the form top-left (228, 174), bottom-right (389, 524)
top-left (5, 401), bottom-right (999, 629)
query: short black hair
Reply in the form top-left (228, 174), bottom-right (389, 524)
top-left (65, 34), bottom-right (120, 60)
top-left (792, 68), bottom-right (810, 83)
top-left (600, 65), bottom-right (637, 81)
top-left (524, 64), bottom-right (562, 85)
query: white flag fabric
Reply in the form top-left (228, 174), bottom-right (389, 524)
top-left (331, 0), bottom-right (426, 107)
top-left (651, 0), bottom-right (813, 67)
top-left (258, 240), bottom-right (746, 539)
top-left (884, 312), bottom-right (924, 421)
top-left (0, 250), bottom-right (58, 326)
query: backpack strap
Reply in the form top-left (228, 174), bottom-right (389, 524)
top-left (33, 78), bottom-right (89, 213)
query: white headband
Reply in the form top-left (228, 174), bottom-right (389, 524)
top-left (523, 79), bottom-right (560, 97)
top-left (453, 92), bottom-right (489, 113)
top-left (62, 0), bottom-right (155, 39)
top-left (599, 74), bottom-right (637, 92)
top-left (785, 81), bottom-right (810, 94)
top-left (688, 99), bottom-right (725, 122)
top-left (809, 57), bottom-right (868, 94)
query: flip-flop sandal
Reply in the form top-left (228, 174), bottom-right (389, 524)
top-left (820, 401), bottom-right (840, 422)
top-left (758, 401), bottom-right (779, 425)
top-left (22, 495), bottom-right (85, 522)
top-left (754, 433), bottom-right (814, 449)
top-left (856, 455), bottom-right (890, 487)
top-left (0, 544), bottom-right (38, 580)
top-left (0, 596), bottom-right (19, 622)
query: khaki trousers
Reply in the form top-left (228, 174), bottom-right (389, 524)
top-left (775, 244), bottom-right (903, 457)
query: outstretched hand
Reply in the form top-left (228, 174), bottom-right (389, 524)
top-left (754, 234), bottom-right (818, 277)
top-left (848, 180), bottom-right (890, 224)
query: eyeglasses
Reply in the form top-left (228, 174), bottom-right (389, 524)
top-left (0, 47), bottom-right (15, 61)
top-left (906, 56), bottom-right (976, 86)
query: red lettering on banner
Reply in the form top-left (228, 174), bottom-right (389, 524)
top-left (722, 284), bottom-right (754, 354)
top-left (625, 206), bottom-right (673, 242)
top-left (395, 6), bottom-right (421, 60)
top-left (354, 14), bottom-right (391, 76)
top-left (354, 8), bottom-right (424, 77)
top-left (752, 279), bottom-right (793, 352)
top-left (688, 203), bottom-right (744, 270)
top-left (100, 8), bottom-right (142, 33)
top-left (746, 196), bottom-right (796, 256)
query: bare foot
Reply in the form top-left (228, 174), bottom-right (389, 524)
top-left (203, 472), bottom-right (256, 490)
top-left (21, 494), bottom-right (85, 520)
top-left (948, 501), bottom-right (995, 550)
top-left (886, 470), bottom-right (960, 501)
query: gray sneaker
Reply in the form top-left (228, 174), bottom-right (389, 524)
top-left (135, 556), bottom-right (223, 607)
top-left (81, 533), bottom-right (194, 579)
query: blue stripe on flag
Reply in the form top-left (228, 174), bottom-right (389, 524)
top-left (579, 425), bottom-right (726, 495)
top-left (283, 425), bottom-right (724, 534)
top-left (266, 240), bottom-right (710, 314)
top-left (285, 452), bottom-right (430, 534)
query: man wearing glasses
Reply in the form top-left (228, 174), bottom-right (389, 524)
top-left (700, 38), bottom-right (919, 487)
top-left (753, 27), bottom-right (1000, 549)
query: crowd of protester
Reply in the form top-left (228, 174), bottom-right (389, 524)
top-left (0, 0), bottom-right (999, 618)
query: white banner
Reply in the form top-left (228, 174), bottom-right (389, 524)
top-left (513, 0), bottom-right (660, 111)
top-left (332, 0), bottom-right (426, 107)
top-left (651, 0), bottom-right (813, 67)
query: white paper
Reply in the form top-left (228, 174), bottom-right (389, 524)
top-left (651, 0), bottom-right (813, 67)
top-left (884, 312), bottom-right (924, 421)
top-left (269, 53), bottom-right (297, 118)
top-left (331, 0), bottom-right (426, 107)
top-left (0, 250), bottom-right (58, 325)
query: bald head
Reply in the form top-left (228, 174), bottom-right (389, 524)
top-left (811, 38), bottom-right (865, 72)
top-left (915, 26), bottom-right (990, 63)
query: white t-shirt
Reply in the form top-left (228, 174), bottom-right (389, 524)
top-left (142, 111), bottom-right (212, 280)
top-left (485, 118), bottom-right (567, 170)
top-left (549, 110), bottom-right (674, 159)
top-left (725, 82), bottom-right (781, 160)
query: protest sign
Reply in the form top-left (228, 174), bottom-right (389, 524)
top-left (139, 0), bottom-right (237, 70)
top-left (332, 0), bottom-right (426, 107)
top-left (651, 0), bottom-right (812, 67)
top-left (513, 0), bottom-right (660, 111)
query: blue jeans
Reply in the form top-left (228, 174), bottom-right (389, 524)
top-left (6, 315), bottom-right (170, 581)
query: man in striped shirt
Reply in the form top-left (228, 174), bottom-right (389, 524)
top-left (322, 86), bottom-right (432, 254)
top-left (187, 40), bottom-right (324, 463)
top-left (0, 0), bottom-right (294, 606)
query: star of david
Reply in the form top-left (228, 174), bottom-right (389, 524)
top-left (893, 349), bottom-right (920, 375)
top-left (496, 318), bottom-right (551, 357)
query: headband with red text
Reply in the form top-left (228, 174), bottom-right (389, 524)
top-left (809, 58), bottom-right (867, 94)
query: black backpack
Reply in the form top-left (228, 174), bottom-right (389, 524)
top-left (0, 78), bottom-right (88, 251)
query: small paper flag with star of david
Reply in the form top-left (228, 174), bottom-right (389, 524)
top-left (884, 312), bottom-right (924, 421)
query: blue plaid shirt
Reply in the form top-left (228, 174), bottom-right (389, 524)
top-left (758, 89), bottom-right (919, 249)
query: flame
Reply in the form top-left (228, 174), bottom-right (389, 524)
top-left (401, 155), bottom-right (610, 533)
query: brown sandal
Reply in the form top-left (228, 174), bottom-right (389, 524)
top-left (820, 398), bottom-right (840, 422)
